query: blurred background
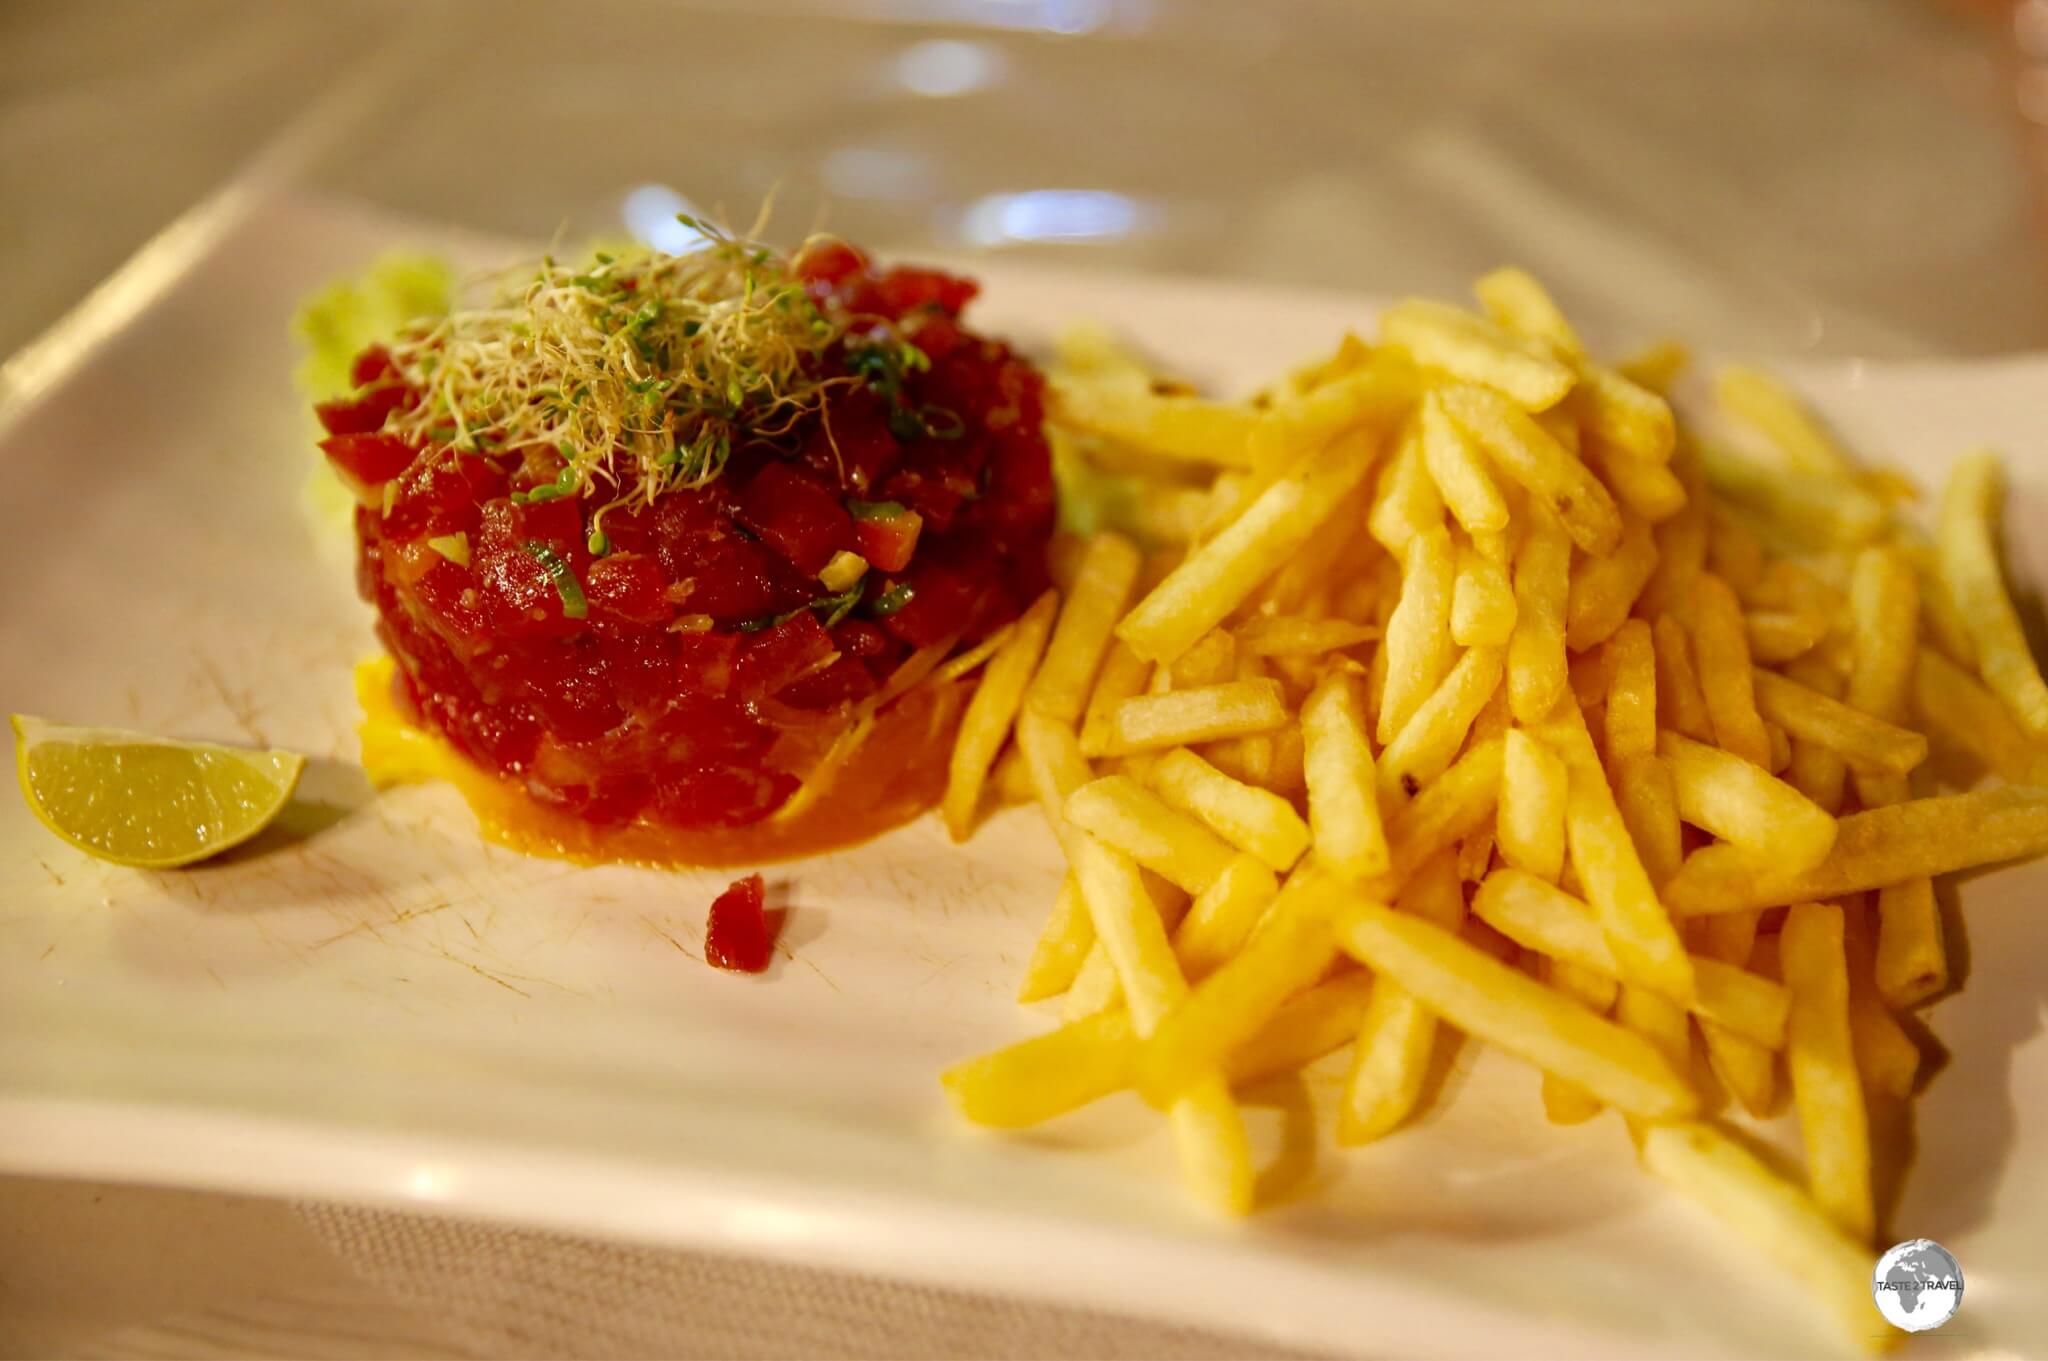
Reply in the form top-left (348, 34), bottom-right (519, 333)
top-left (4, 0), bottom-right (2047, 1355)
top-left (7, 0), bottom-right (2048, 368)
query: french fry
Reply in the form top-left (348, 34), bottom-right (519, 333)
top-left (1707, 507), bottom-right (1766, 596)
top-left (1603, 620), bottom-right (1657, 762)
top-left (1574, 362), bottom-right (1677, 465)
top-left (1015, 710), bottom-right (1094, 846)
top-left (1780, 902), bottom-right (1874, 1242)
top-left (1248, 360), bottom-right (1418, 476)
top-left (1690, 573), bottom-right (1772, 766)
top-left (1226, 971), bottom-right (1376, 1085)
top-left (1147, 746), bottom-right (1310, 873)
top-left (1713, 365), bottom-right (1860, 481)
top-left (1651, 614), bottom-right (1715, 743)
top-left (1764, 721), bottom-right (1793, 775)
top-left (1900, 530), bottom-right (1978, 670)
top-left (1377, 645), bottom-right (1506, 808)
top-left (1302, 669), bottom-right (1392, 881)
top-left (1061, 943), bottom-right (1121, 1021)
top-left (1614, 339), bottom-right (1689, 393)
top-left (1474, 266), bottom-right (1583, 355)
top-left (1172, 853), bottom-right (1281, 979)
top-left (1667, 784), bottom-right (2048, 915)
top-left (943, 590), bottom-right (1059, 840)
top-left (1338, 850), bottom-right (1464, 1144)
top-left (1751, 668), bottom-right (1927, 777)
top-left (1701, 1020), bottom-right (1777, 1119)
top-left (1378, 525), bottom-right (1457, 743)
top-left (1611, 753), bottom-right (1683, 887)
top-left (1079, 640), bottom-right (1152, 758)
top-left (1472, 868), bottom-right (1786, 1047)
top-left (1912, 647), bottom-right (2048, 785)
top-left (1565, 513), bottom-right (1658, 651)
top-left (1745, 610), bottom-right (1827, 664)
top-left (1104, 679), bottom-right (1289, 755)
top-left (1873, 876), bottom-right (1946, 1010)
top-left (1540, 702), bottom-right (1696, 1003)
top-left (1367, 422), bottom-right (1445, 561)
top-left (1938, 450), bottom-right (2048, 734)
top-left (1659, 731), bottom-right (1837, 871)
top-left (1028, 533), bottom-right (1143, 724)
top-left (1071, 831), bottom-right (1254, 1213)
top-left (1065, 775), bottom-right (1240, 895)
top-left (1592, 442), bottom-right (1689, 523)
top-left (1380, 298), bottom-right (1575, 410)
top-left (950, 969), bottom-right (1379, 1132)
top-left (1421, 390), bottom-right (1509, 535)
top-left (1017, 874), bottom-right (1096, 1002)
top-left (1051, 378), bottom-right (1259, 468)
top-left (1169, 628), bottom-right (1238, 690)
top-left (1541, 954), bottom-right (1611, 1126)
top-left (1452, 541), bottom-right (1517, 646)
top-left (1134, 866), bottom-right (1347, 1108)
top-left (1639, 1122), bottom-right (1887, 1351)
top-left (1508, 503), bottom-right (1573, 723)
top-left (1439, 383), bottom-right (1623, 555)
top-left (1640, 466), bottom-right (1708, 620)
top-left (1782, 655), bottom-right (1850, 815)
top-left (1119, 431), bottom-right (1379, 663)
top-left (1333, 898), bottom-right (1696, 1119)
top-left (943, 1007), bottom-right (1135, 1128)
top-left (1698, 441), bottom-right (1885, 547)
top-left (1235, 615), bottom-right (1379, 657)
top-left (1843, 912), bottom-right (1922, 1100)
top-left (1499, 727), bottom-right (1568, 882)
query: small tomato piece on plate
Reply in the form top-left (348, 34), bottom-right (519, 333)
top-left (705, 872), bottom-right (777, 972)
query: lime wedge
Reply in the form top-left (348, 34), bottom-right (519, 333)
top-left (12, 715), bottom-right (306, 868)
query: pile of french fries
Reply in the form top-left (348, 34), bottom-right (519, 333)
top-left (935, 267), bottom-right (2048, 1350)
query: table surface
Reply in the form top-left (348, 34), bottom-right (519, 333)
top-left (4, 0), bottom-right (2045, 1355)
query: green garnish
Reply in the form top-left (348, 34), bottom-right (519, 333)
top-left (847, 498), bottom-right (909, 520)
top-left (514, 484), bottom-right (565, 505)
top-left (871, 582), bottom-right (915, 617)
top-left (523, 541), bottom-right (587, 619)
top-left (587, 529), bottom-right (611, 556)
top-left (380, 222), bottom-right (885, 520)
top-left (810, 583), bottom-right (864, 628)
top-left (735, 609), bottom-right (798, 634)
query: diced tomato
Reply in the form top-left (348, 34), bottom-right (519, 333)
top-left (883, 549), bottom-right (989, 649)
top-left (736, 610), bottom-right (837, 699)
top-left (315, 386), bottom-right (407, 436)
top-left (523, 647), bottom-right (623, 743)
top-left (350, 345), bottom-right (399, 389)
top-left (831, 617), bottom-right (890, 660)
top-left (705, 872), bottom-right (777, 972)
top-left (777, 654), bottom-right (879, 710)
top-left (791, 238), bottom-right (870, 289)
top-left (876, 266), bottom-right (977, 317)
top-left (584, 552), bottom-right (670, 625)
top-left (383, 452), bottom-right (508, 539)
top-left (472, 500), bottom-right (588, 640)
top-left (674, 629), bottom-right (741, 695)
top-left (321, 433), bottom-right (418, 487)
top-left (852, 506), bottom-right (922, 574)
top-left (735, 461), bottom-right (857, 577)
top-left (667, 533), bottom-right (813, 625)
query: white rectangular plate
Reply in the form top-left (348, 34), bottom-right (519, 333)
top-left (2, 190), bottom-right (2043, 1359)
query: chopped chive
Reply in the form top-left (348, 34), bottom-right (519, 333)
top-left (871, 582), bottom-right (914, 617)
top-left (522, 541), bottom-right (587, 619)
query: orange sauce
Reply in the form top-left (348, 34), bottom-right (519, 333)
top-left (353, 655), bottom-right (963, 868)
